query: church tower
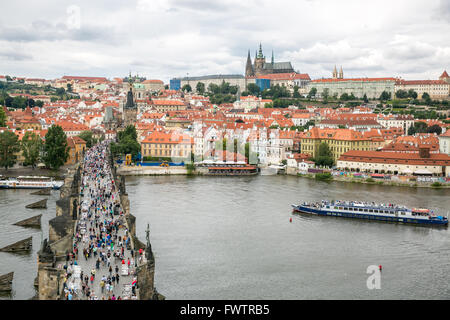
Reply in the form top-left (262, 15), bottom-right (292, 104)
top-left (245, 50), bottom-right (254, 77)
top-left (254, 43), bottom-right (266, 77)
top-left (123, 73), bottom-right (137, 127)
top-left (339, 66), bottom-right (344, 79)
top-left (332, 65), bottom-right (338, 79)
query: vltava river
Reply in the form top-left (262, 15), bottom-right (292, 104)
top-left (1, 176), bottom-right (449, 299)
top-left (0, 189), bottom-right (59, 300)
top-left (126, 175), bottom-right (450, 299)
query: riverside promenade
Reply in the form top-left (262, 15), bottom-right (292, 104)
top-left (36, 141), bottom-right (161, 300)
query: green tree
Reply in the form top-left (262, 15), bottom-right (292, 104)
top-left (340, 93), bottom-right (350, 101)
top-left (118, 135), bottom-right (140, 157)
top-left (322, 88), bottom-right (330, 100)
top-left (407, 89), bottom-right (418, 99)
top-left (78, 131), bottom-right (97, 148)
top-left (43, 125), bottom-right (69, 170)
top-left (0, 107), bottom-right (6, 127)
top-left (408, 121), bottom-right (428, 135)
top-left (11, 96), bottom-right (27, 109)
top-left (379, 91), bottom-right (391, 101)
top-left (247, 83), bottom-right (261, 96)
top-left (422, 92), bottom-right (430, 100)
top-left (219, 81), bottom-right (230, 94)
top-left (56, 87), bottom-right (66, 96)
top-left (111, 125), bottom-right (140, 158)
top-left (395, 90), bottom-right (408, 99)
top-left (363, 94), bottom-right (369, 103)
top-left (307, 87), bottom-right (317, 98)
top-left (426, 124), bottom-right (442, 135)
top-left (119, 125), bottom-right (138, 141)
top-left (208, 83), bottom-right (220, 94)
top-left (313, 142), bottom-right (334, 167)
top-left (293, 85), bottom-right (301, 98)
top-left (182, 84), bottom-right (192, 93)
top-left (196, 82), bottom-right (205, 95)
top-left (422, 92), bottom-right (432, 104)
top-left (21, 131), bottom-right (42, 169)
top-left (0, 130), bottom-right (20, 170)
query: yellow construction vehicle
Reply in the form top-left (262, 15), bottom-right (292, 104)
top-left (160, 161), bottom-right (169, 167)
top-left (125, 154), bottom-right (132, 166)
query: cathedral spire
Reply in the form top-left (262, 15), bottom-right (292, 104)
top-left (246, 50), bottom-right (254, 77)
top-left (257, 43), bottom-right (264, 59)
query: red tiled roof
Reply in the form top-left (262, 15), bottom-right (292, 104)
top-left (62, 76), bottom-right (108, 82)
top-left (258, 73), bottom-right (311, 81)
top-left (312, 77), bottom-right (397, 83)
top-left (339, 150), bottom-right (450, 166)
top-left (142, 80), bottom-right (164, 84)
top-left (396, 80), bottom-right (448, 85)
top-left (141, 131), bottom-right (193, 144)
top-left (152, 100), bottom-right (185, 106)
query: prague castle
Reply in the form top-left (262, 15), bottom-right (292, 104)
top-left (245, 43), bottom-right (295, 77)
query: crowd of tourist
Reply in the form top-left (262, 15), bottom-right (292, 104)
top-left (62, 142), bottom-right (140, 300)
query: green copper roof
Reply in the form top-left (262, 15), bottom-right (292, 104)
top-left (133, 83), bottom-right (145, 89)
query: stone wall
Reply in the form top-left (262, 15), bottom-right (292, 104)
top-left (37, 163), bottom-right (82, 300)
top-left (136, 260), bottom-right (155, 300)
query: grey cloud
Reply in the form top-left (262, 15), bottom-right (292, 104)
top-left (168, 0), bottom-right (255, 13)
top-left (0, 21), bottom-right (121, 44)
top-left (437, 0), bottom-right (450, 19)
top-left (0, 49), bottom-right (32, 61)
top-left (384, 42), bottom-right (435, 61)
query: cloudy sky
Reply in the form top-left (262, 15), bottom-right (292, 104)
top-left (0, 0), bottom-right (449, 82)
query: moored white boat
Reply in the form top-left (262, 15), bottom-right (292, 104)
top-left (0, 176), bottom-right (64, 189)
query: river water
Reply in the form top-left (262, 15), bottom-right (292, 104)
top-left (126, 175), bottom-right (450, 300)
top-left (1, 176), bottom-right (449, 299)
top-left (0, 189), bottom-right (59, 300)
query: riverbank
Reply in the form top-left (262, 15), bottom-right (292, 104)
top-left (296, 172), bottom-right (450, 188)
top-left (116, 165), bottom-right (187, 176)
top-left (0, 165), bottom-right (72, 180)
top-left (117, 163), bottom-right (450, 189)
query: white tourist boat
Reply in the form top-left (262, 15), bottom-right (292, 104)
top-left (0, 176), bottom-right (64, 189)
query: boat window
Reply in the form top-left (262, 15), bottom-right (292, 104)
top-left (369, 209), bottom-right (373, 213)
top-left (364, 209), bottom-right (368, 212)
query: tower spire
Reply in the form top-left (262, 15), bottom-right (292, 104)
top-left (257, 43), bottom-right (263, 59)
top-left (246, 50), bottom-right (254, 77)
top-left (271, 50), bottom-right (274, 65)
